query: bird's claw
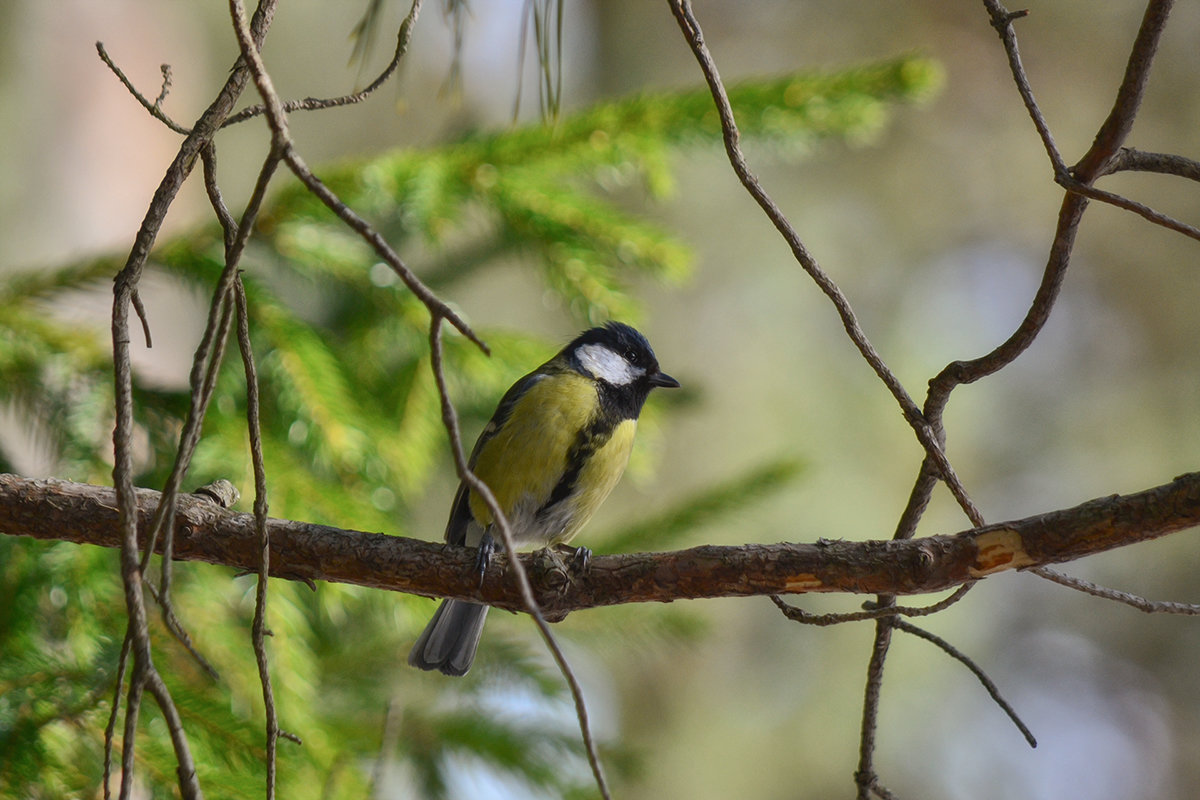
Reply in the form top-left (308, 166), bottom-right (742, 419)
top-left (553, 543), bottom-right (591, 573)
top-left (475, 533), bottom-right (496, 587)
top-left (569, 544), bottom-right (591, 572)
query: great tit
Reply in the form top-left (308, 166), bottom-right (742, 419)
top-left (408, 321), bottom-right (679, 676)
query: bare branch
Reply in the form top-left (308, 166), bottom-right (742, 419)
top-left (771, 583), bottom-right (975, 626)
top-left (222, 0), bottom-right (423, 127)
top-left (855, 617), bottom-right (894, 800)
top-left (1033, 566), bottom-right (1200, 614)
top-left (867, 780), bottom-right (901, 800)
top-left (893, 619), bottom-right (1037, 748)
top-left (140, 144), bottom-right (282, 680)
top-left (225, 0), bottom-right (484, 353)
top-left (144, 669), bottom-right (205, 795)
top-left (96, 41), bottom-right (191, 136)
top-left (665, 0), bottom-right (984, 528)
top-left (1107, 147), bottom-right (1200, 182)
top-left (980, 3), bottom-right (1067, 174)
top-left (102, 631), bottom-right (132, 800)
top-left (200, 144), bottom-right (239, 249)
top-left (1057, 176), bottom-right (1200, 241)
top-left (5, 472), bottom-right (1200, 613)
top-left (234, 278), bottom-right (286, 798)
top-left (130, 289), bottom-right (153, 348)
top-left (1072, 0), bottom-right (1175, 180)
top-left (933, 0), bottom-right (1179, 416)
top-left (141, 581), bottom-right (220, 680)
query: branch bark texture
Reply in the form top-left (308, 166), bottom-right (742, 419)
top-left (4, 472), bottom-right (1198, 617)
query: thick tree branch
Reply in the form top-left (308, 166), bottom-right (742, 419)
top-left (4, 471), bottom-right (1199, 616)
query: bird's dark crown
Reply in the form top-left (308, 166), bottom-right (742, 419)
top-left (560, 321), bottom-right (677, 420)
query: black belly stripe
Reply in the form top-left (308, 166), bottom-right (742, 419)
top-left (538, 416), bottom-right (619, 519)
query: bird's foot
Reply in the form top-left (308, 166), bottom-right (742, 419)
top-left (474, 533), bottom-right (496, 587)
top-left (551, 543), bottom-right (591, 574)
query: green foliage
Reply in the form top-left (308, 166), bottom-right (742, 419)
top-left (602, 458), bottom-right (807, 554)
top-left (0, 57), bottom-right (937, 798)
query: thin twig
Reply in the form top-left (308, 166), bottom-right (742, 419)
top-left (1034, 566), bottom-right (1200, 614)
top-left (427, 318), bottom-right (612, 799)
top-left (282, 148), bottom-right (487, 351)
top-left (130, 289), bottom-right (153, 348)
top-left (154, 64), bottom-right (174, 110)
top-left (1058, 176), bottom-right (1200, 241)
top-left (144, 670), bottom-right (205, 790)
top-left (854, 617), bottom-right (894, 800)
top-left (892, 457), bottom-right (940, 541)
top-left (96, 42), bottom-right (191, 135)
top-left (979, 2), bottom-right (1067, 175)
top-left (882, 3), bottom-right (1178, 790)
top-left (893, 618), bottom-right (1037, 748)
top-left (900, 0), bottom-right (1179, 545)
top-left (222, 0), bottom-right (422, 127)
top-left (1107, 147), bottom-right (1200, 182)
top-left (893, 2), bottom-right (1091, 543)
top-left (142, 581), bottom-right (220, 680)
top-left (118, 661), bottom-right (145, 800)
top-left (664, 9), bottom-right (985, 795)
top-left (224, 4), bottom-right (603, 794)
top-left (236, 277), bottom-right (289, 799)
top-left (102, 630), bottom-right (133, 800)
top-left (201, 144), bottom-right (239, 249)
top-left (1072, 0), bottom-right (1175, 180)
top-left (771, 583), bottom-right (975, 626)
top-left (225, 0), bottom-right (483, 353)
top-left (107, 2), bottom-right (279, 795)
top-left (142, 144), bottom-right (282, 680)
top-left (666, 0), bottom-right (984, 529)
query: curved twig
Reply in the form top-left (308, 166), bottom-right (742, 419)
top-left (666, 0), bottom-right (984, 529)
top-left (1107, 147), bottom-right (1200, 182)
top-left (96, 42), bottom-right (191, 135)
top-left (222, 0), bottom-right (423, 128)
top-left (771, 583), bottom-right (976, 626)
top-left (893, 618), bottom-right (1037, 748)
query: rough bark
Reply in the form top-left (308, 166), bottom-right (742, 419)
top-left (3, 471), bottom-right (1199, 618)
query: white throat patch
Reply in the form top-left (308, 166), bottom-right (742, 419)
top-left (577, 344), bottom-right (643, 386)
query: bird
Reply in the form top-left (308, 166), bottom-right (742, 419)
top-left (408, 321), bottom-right (679, 676)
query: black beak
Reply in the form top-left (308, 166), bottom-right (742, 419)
top-left (649, 371), bottom-right (680, 389)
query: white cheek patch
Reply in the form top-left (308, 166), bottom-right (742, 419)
top-left (577, 344), bottom-right (643, 385)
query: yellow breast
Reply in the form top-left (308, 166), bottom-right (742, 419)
top-left (467, 372), bottom-right (636, 545)
top-left (560, 418), bottom-right (635, 542)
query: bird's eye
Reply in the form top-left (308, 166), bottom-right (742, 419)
top-left (624, 349), bottom-right (637, 363)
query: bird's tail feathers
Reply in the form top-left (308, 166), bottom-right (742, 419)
top-left (407, 599), bottom-right (489, 677)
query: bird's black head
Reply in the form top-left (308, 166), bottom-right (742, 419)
top-left (566, 322), bottom-right (679, 417)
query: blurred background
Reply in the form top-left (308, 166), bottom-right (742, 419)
top-left (3, 1), bottom-right (1200, 798)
